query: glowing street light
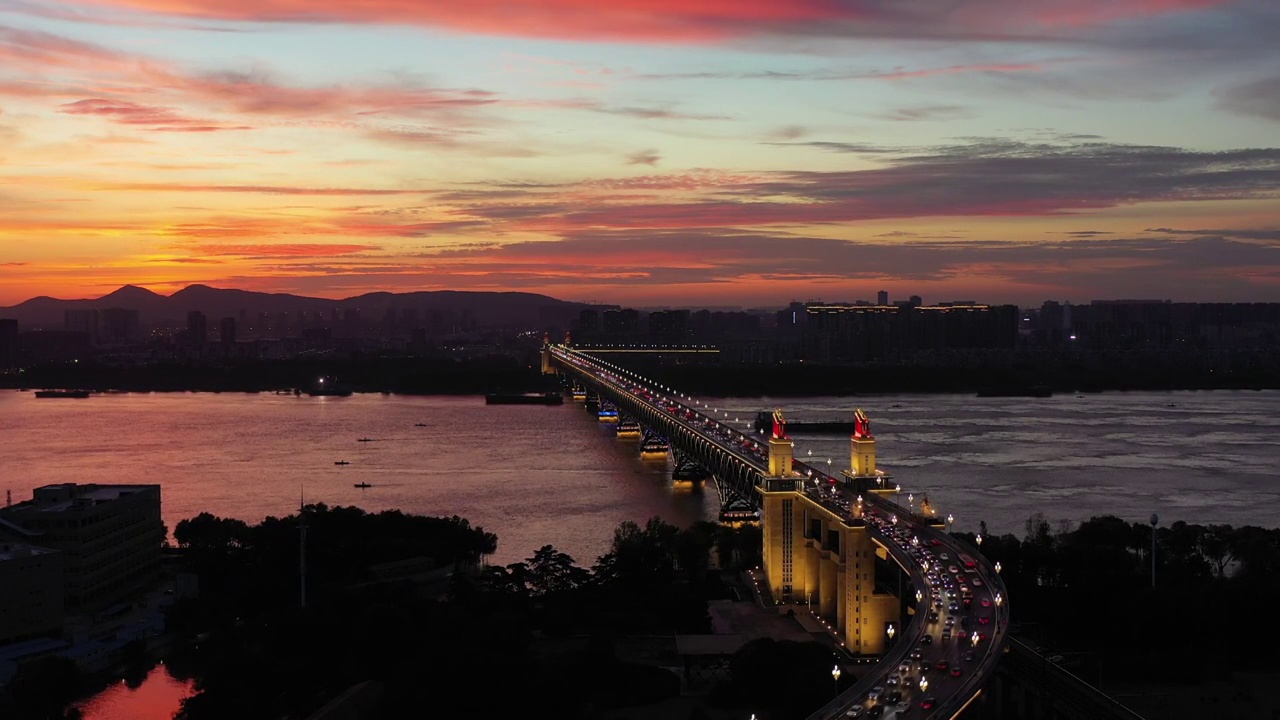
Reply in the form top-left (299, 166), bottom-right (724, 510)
top-left (976, 534), bottom-right (983, 547)
top-left (994, 593), bottom-right (1003, 608)
top-left (915, 589), bottom-right (923, 603)
top-left (995, 561), bottom-right (1003, 573)
top-left (919, 677), bottom-right (929, 693)
top-left (832, 664), bottom-right (842, 696)
top-left (947, 514), bottom-right (955, 533)
top-left (887, 624), bottom-right (896, 641)
top-left (970, 631), bottom-right (980, 647)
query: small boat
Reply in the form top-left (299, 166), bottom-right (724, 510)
top-left (615, 421), bottom-right (642, 439)
top-left (353, 482), bottom-right (372, 488)
top-left (414, 423), bottom-right (427, 427)
top-left (357, 437), bottom-right (373, 442)
top-left (334, 461), bottom-right (350, 466)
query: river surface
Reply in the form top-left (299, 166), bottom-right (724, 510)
top-left (6, 388), bottom-right (1278, 718)
top-left (4, 389), bottom-right (1279, 565)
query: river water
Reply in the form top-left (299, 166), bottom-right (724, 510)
top-left (4, 388), bottom-right (1277, 718)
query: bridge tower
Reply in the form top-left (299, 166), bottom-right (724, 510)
top-left (850, 408), bottom-right (876, 477)
top-left (540, 333), bottom-right (557, 375)
top-left (766, 409), bottom-right (794, 477)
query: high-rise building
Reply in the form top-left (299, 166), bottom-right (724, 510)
top-left (99, 308), bottom-right (140, 345)
top-left (0, 484), bottom-right (164, 612)
top-left (187, 311), bottom-right (207, 344)
top-left (877, 290), bottom-right (889, 306)
top-left (909, 295), bottom-right (923, 307)
top-left (0, 543), bottom-right (63, 643)
top-left (220, 316), bottom-right (237, 345)
top-left (0, 318), bottom-right (17, 368)
top-left (64, 309), bottom-right (100, 344)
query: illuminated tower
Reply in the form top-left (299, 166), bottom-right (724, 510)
top-left (540, 332), bottom-right (557, 375)
top-left (767, 408), bottom-right (794, 477)
top-left (849, 408), bottom-right (876, 477)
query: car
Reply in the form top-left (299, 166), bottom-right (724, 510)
top-left (892, 702), bottom-right (912, 715)
top-left (963, 650), bottom-right (976, 662)
top-left (935, 660), bottom-right (950, 671)
top-left (948, 565), bottom-right (960, 574)
top-left (868, 686), bottom-right (885, 701)
top-left (886, 674), bottom-right (900, 686)
top-left (950, 666), bottom-right (963, 678)
top-left (944, 616), bottom-right (955, 627)
top-left (867, 706), bottom-right (885, 719)
top-left (979, 615), bottom-right (991, 625)
top-left (919, 697), bottom-right (937, 710)
top-left (942, 628), bottom-right (952, 640)
top-left (939, 553), bottom-right (950, 561)
top-left (910, 650), bottom-right (923, 661)
top-left (844, 706), bottom-right (866, 718)
top-left (980, 598), bottom-right (992, 608)
top-left (886, 691), bottom-right (903, 704)
top-left (972, 578), bottom-right (984, 586)
top-left (898, 663), bottom-right (912, 676)
top-left (920, 634), bottom-right (933, 645)
top-left (949, 602), bottom-right (960, 612)
top-left (927, 612), bottom-right (939, 623)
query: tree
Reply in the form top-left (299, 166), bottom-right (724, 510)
top-left (526, 545), bottom-right (589, 596)
top-left (1198, 524), bottom-right (1237, 577)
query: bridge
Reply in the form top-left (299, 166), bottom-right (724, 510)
top-left (546, 343), bottom-right (1011, 719)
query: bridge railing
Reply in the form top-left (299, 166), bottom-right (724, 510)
top-left (1002, 638), bottom-right (1148, 720)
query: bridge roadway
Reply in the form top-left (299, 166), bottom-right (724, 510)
top-left (550, 346), bottom-right (1010, 720)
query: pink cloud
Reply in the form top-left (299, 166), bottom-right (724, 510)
top-left (52, 0), bottom-right (1230, 42)
top-left (59, 98), bottom-right (251, 131)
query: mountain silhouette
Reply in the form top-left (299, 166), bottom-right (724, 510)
top-left (0, 284), bottom-right (589, 329)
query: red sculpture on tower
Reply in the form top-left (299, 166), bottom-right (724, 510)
top-left (771, 408), bottom-right (788, 439)
top-left (853, 408), bottom-right (871, 439)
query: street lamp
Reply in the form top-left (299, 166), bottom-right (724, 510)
top-left (887, 624), bottom-right (896, 641)
top-left (916, 589), bottom-right (923, 603)
top-left (1150, 513), bottom-right (1159, 588)
top-left (947, 514), bottom-right (954, 533)
top-left (995, 561), bottom-right (1002, 573)
top-left (919, 677), bottom-right (929, 693)
top-left (908, 493), bottom-right (914, 511)
top-left (832, 664), bottom-right (841, 697)
top-left (970, 631), bottom-right (980, 647)
top-left (994, 593), bottom-right (1003, 608)
top-left (976, 534), bottom-right (983, 547)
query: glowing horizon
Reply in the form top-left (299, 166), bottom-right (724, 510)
top-left (1, 0), bottom-right (1279, 307)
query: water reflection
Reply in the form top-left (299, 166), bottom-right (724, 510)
top-left (76, 664), bottom-right (192, 720)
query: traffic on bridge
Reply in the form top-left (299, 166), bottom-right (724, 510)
top-left (547, 344), bottom-right (1010, 720)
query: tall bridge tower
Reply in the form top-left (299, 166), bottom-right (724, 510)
top-left (540, 333), bottom-right (557, 375)
top-left (850, 408), bottom-right (876, 476)
top-left (758, 408), bottom-right (900, 657)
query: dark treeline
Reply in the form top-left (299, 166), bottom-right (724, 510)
top-left (1, 354), bottom-right (550, 394)
top-left (966, 514), bottom-right (1280, 683)
top-left (658, 357), bottom-right (1278, 396)
top-left (2, 508), bottom-right (805, 720)
top-left (7, 348), bottom-right (1279, 396)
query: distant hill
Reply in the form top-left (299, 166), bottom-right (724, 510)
top-left (0, 284), bottom-right (589, 330)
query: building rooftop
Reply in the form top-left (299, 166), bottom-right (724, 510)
top-left (4, 483), bottom-right (160, 514)
top-left (0, 542), bottom-right (57, 561)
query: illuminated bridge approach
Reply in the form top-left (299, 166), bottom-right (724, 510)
top-left (546, 343), bottom-right (1015, 720)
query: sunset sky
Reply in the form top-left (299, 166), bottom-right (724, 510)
top-left (1, 0), bottom-right (1278, 307)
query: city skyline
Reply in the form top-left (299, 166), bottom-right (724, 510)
top-left (1, 1), bottom-right (1279, 306)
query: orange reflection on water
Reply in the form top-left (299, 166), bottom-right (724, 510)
top-left (76, 664), bottom-right (192, 720)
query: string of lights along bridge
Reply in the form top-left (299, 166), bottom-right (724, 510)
top-left (543, 340), bottom-right (1010, 720)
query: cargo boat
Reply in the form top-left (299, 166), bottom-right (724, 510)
top-left (485, 392), bottom-right (564, 406)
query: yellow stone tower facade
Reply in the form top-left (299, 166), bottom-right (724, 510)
top-left (758, 407), bottom-right (900, 656)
